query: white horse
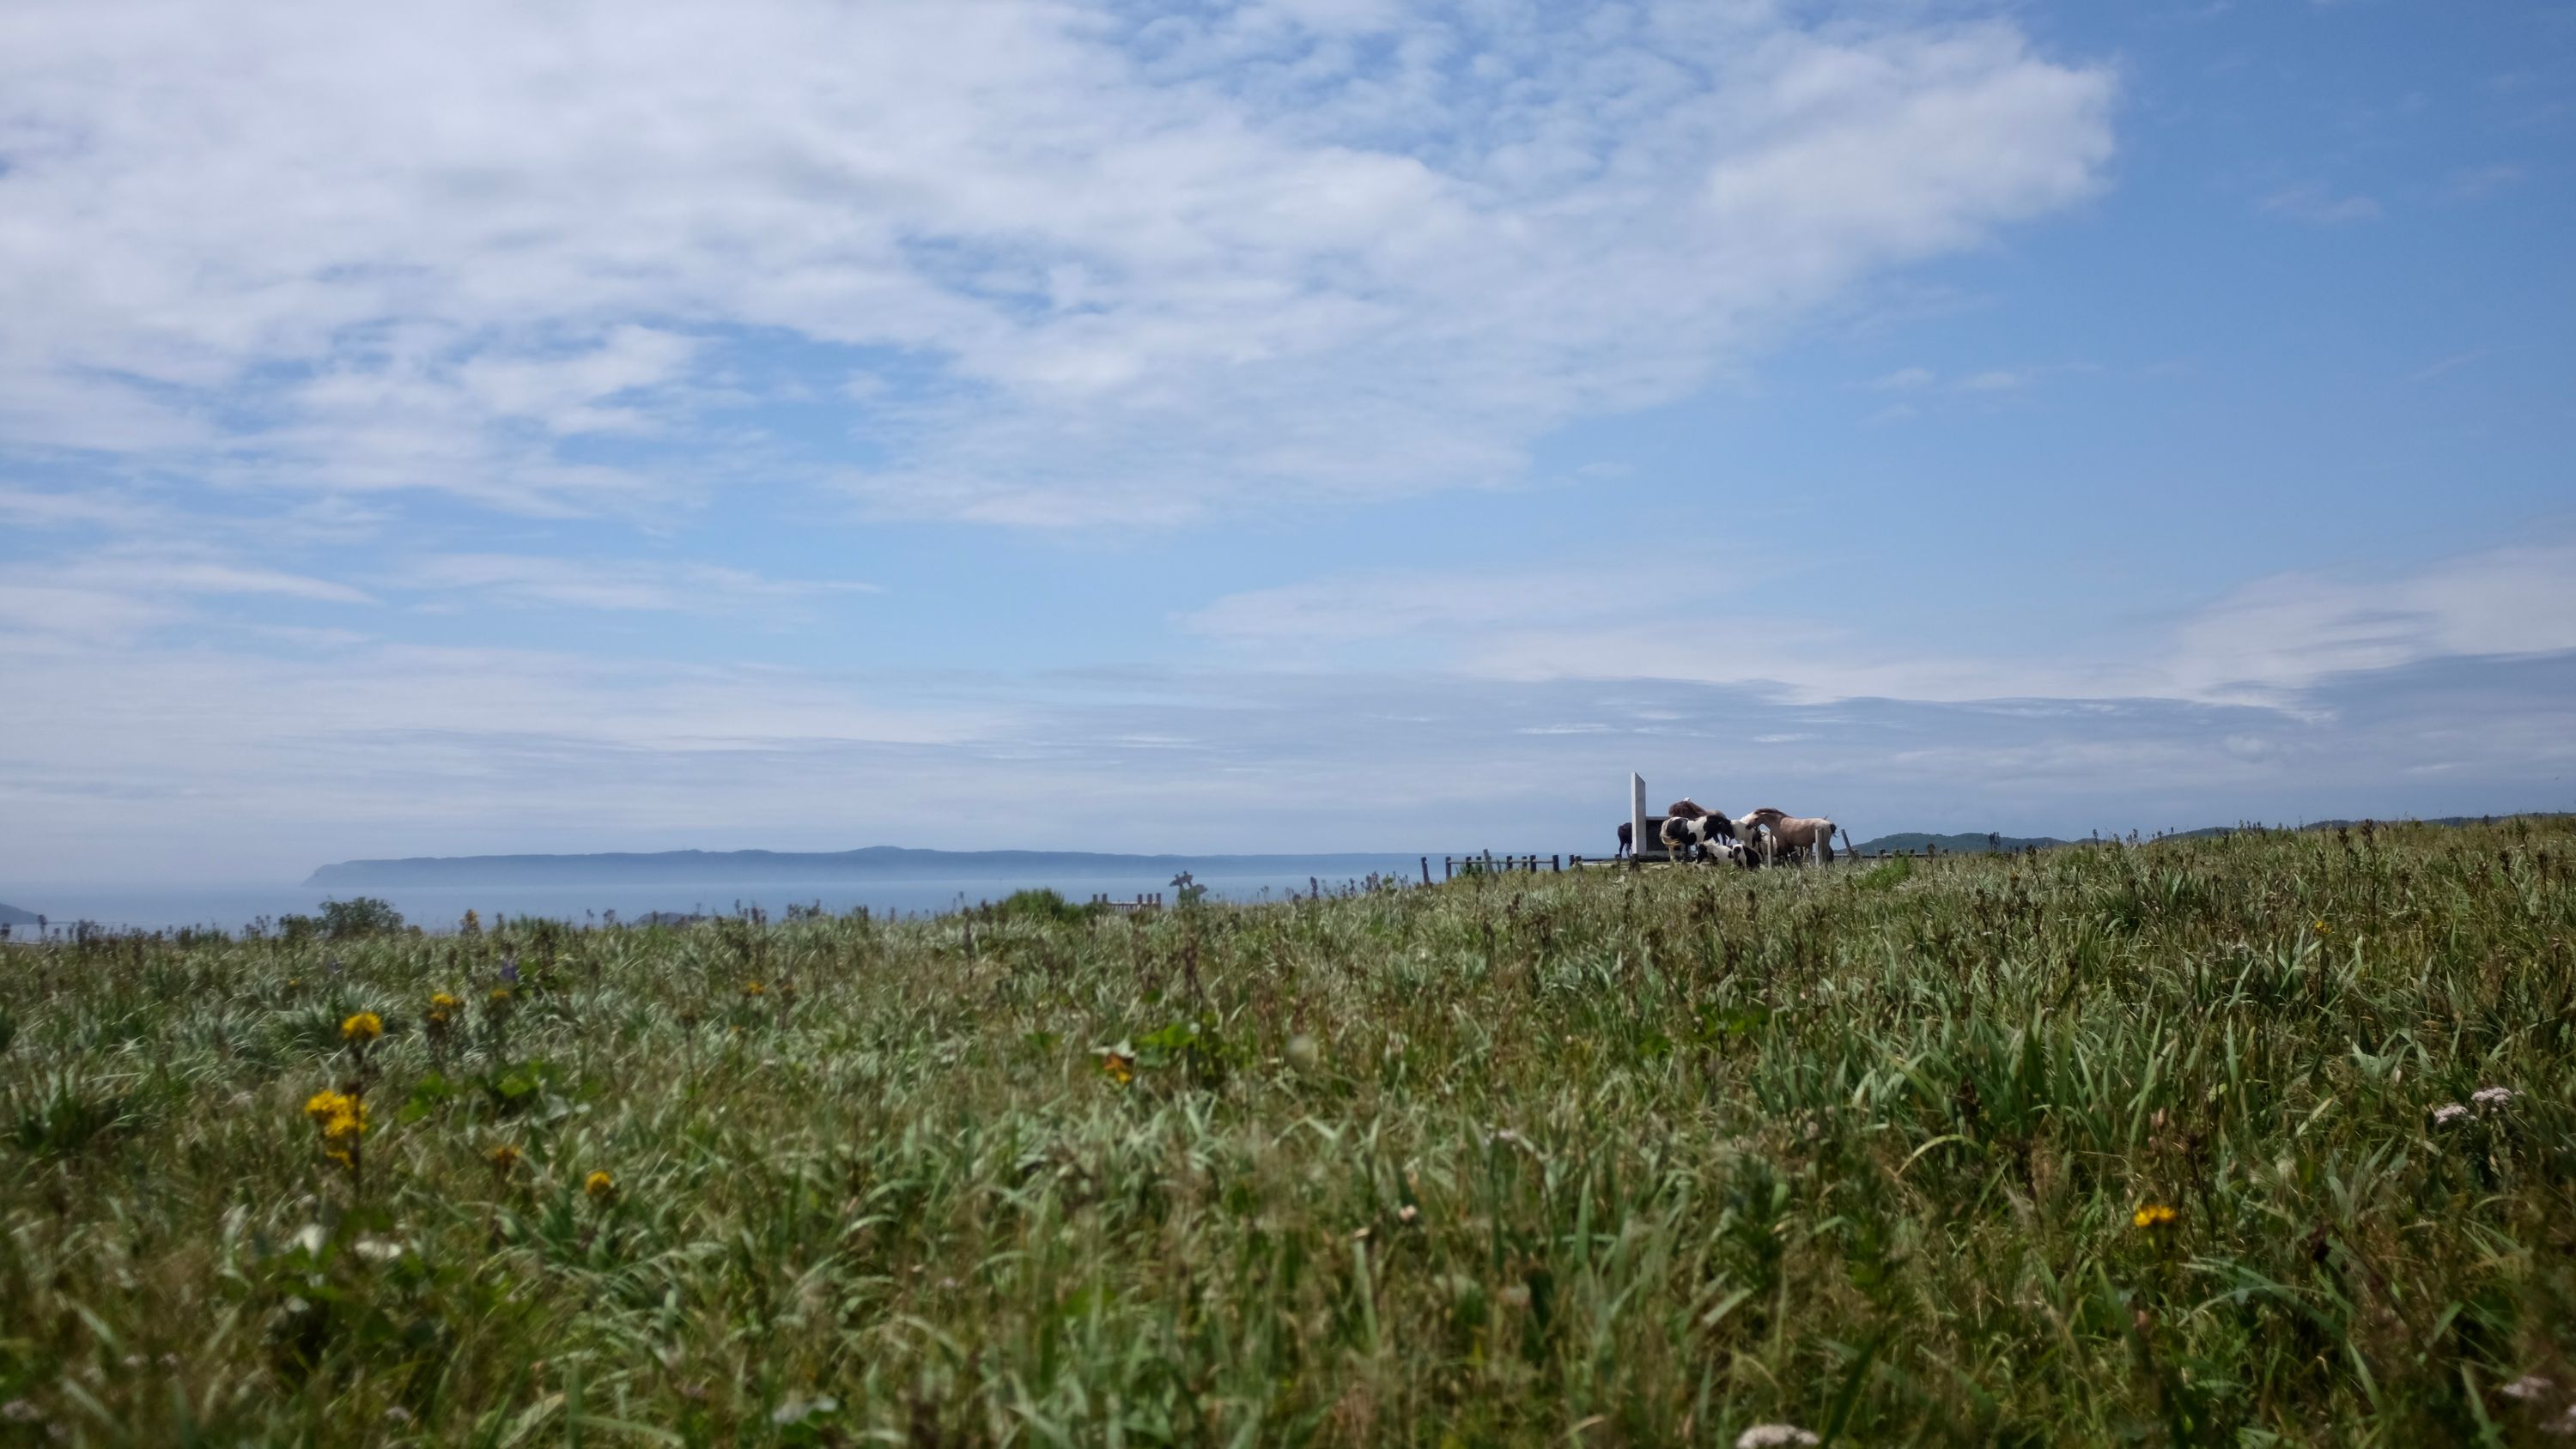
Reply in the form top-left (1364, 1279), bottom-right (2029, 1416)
top-left (1744, 808), bottom-right (1838, 867)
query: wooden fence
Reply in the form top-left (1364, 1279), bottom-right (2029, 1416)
top-left (1429, 846), bottom-right (1983, 881)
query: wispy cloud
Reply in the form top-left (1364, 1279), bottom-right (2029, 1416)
top-left (2406, 350), bottom-right (2488, 384)
top-left (398, 555), bottom-right (880, 615)
top-left (0, 546), bottom-right (374, 645)
top-left (1185, 541), bottom-right (2576, 708)
top-left (3, 629), bottom-right (2567, 882)
top-left (2445, 163), bottom-right (2524, 201)
top-left (1180, 567), bottom-right (1655, 646)
top-left (2257, 182), bottom-right (2384, 225)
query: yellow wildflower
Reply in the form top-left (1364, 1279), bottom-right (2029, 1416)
top-left (584, 1170), bottom-right (617, 1200)
top-left (428, 992), bottom-right (463, 1024)
top-left (2313, 919), bottom-right (2330, 934)
top-left (744, 981), bottom-right (767, 997)
top-left (303, 1089), bottom-right (368, 1166)
top-left (1102, 1051), bottom-right (1135, 1087)
top-left (341, 1011), bottom-right (384, 1043)
top-left (489, 986), bottom-right (513, 1005)
top-left (2133, 1203), bottom-right (2178, 1230)
top-left (488, 1144), bottom-right (523, 1172)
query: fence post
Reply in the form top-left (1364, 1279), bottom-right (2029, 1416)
top-left (1443, 858), bottom-right (1454, 881)
top-left (1420, 856), bottom-right (1431, 886)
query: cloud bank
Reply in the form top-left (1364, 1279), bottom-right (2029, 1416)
top-left (0, 0), bottom-right (2115, 524)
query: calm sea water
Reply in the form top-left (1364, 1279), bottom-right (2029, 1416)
top-left (4, 868), bottom-right (1423, 935)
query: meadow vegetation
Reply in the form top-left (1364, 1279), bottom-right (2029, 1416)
top-left (2, 819), bottom-right (2573, 1445)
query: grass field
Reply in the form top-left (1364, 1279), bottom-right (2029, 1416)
top-left (3, 819), bottom-right (2573, 1446)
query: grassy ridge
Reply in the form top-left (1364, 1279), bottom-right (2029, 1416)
top-left (3, 820), bottom-right (2573, 1445)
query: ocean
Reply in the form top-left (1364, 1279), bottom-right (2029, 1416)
top-left (3, 865), bottom-right (1427, 936)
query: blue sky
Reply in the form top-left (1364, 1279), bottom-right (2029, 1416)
top-left (2, 0), bottom-right (2571, 884)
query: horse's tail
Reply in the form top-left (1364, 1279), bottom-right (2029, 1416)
top-left (1820, 822), bottom-right (1836, 864)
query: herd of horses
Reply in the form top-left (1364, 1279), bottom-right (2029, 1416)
top-left (1613, 799), bottom-right (1850, 869)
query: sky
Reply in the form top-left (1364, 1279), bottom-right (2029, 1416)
top-left (2, 0), bottom-right (2572, 885)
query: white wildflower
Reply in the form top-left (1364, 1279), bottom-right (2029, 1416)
top-left (291, 1223), bottom-right (327, 1255)
top-left (1397, 1203), bottom-right (1420, 1225)
top-left (2500, 1374), bottom-right (2553, 1402)
top-left (2, 1400), bottom-right (42, 1423)
top-left (354, 1237), bottom-right (406, 1263)
top-left (2433, 1103), bottom-right (2470, 1127)
top-left (382, 1405), bottom-right (414, 1424)
top-left (770, 1395), bottom-right (837, 1426)
top-left (2474, 1086), bottom-right (2515, 1110)
top-left (1735, 1427), bottom-right (1820, 1449)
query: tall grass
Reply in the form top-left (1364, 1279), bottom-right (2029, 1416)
top-left (2, 819), bottom-right (2572, 1445)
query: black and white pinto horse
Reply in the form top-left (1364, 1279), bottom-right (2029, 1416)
top-left (1618, 799), bottom-right (1728, 861)
top-left (1660, 811), bottom-right (1745, 863)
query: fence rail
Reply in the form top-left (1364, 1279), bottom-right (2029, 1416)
top-left (1426, 846), bottom-right (1990, 881)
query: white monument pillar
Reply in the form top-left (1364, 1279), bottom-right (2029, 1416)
top-left (1631, 773), bottom-right (1649, 864)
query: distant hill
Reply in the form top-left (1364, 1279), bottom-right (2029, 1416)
top-left (2168, 814), bottom-right (2567, 840)
top-left (1850, 814), bottom-right (2566, 856)
top-left (307, 846), bottom-right (1428, 888)
top-left (0, 901), bottom-right (39, 926)
top-left (1847, 832), bottom-right (2068, 856)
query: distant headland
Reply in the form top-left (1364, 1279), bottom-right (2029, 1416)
top-left (306, 846), bottom-right (1428, 888)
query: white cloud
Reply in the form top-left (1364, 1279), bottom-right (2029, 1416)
top-left (2160, 544), bottom-right (2576, 701)
top-left (1185, 541), bottom-right (2576, 706)
top-left (0, 0), bottom-right (2117, 525)
top-left (453, 328), bottom-right (701, 435)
